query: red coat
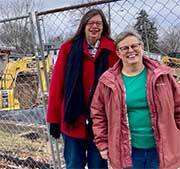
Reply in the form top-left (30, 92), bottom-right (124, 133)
top-left (47, 36), bottom-right (118, 139)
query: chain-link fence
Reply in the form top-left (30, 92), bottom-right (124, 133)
top-left (37, 0), bottom-right (180, 81)
top-left (0, 14), bottom-right (54, 168)
top-left (0, 0), bottom-right (180, 168)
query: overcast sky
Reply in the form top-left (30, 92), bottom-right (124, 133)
top-left (42, 0), bottom-right (70, 10)
top-left (42, 0), bottom-right (86, 10)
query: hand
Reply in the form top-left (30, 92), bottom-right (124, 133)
top-left (100, 149), bottom-right (108, 160)
top-left (49, 123), bottom-right (60, 139)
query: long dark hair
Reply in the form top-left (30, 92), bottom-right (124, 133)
top-left (71, 8), bottom-right (110, 41)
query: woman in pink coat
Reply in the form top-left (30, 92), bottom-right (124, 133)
top-left (91, 30), bottom-right (180, 169)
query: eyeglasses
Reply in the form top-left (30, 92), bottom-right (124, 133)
top-left (86, 21), bottom-right (103, 27)
top-left (118, 43), bottom-right (141, 53)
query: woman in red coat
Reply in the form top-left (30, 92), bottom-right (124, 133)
top-left (46, 9), bottom-right (118, 169)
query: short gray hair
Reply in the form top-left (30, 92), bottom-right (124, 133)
top-left (115, 29), bottom-right (143, 46)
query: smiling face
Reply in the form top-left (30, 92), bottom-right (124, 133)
top-left (117, 35), bottom-right (144, 67)
top-left (85, 14), bottom-right (103, 45)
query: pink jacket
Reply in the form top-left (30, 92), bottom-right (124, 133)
top-left (91, 56), bottom-right (180, 169)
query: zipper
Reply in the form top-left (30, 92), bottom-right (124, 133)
top-left (117, 76), bottom-right (132, 167)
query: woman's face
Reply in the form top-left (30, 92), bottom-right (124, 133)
top-left (117, 35), bottom-right (144, 66)
top-left (85, 14), bottom-right (103, 45)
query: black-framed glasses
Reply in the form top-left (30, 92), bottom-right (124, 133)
top-left (86, 21), bottom-right (103, 27)
top-left (119, 43), bottom-right (141, 53)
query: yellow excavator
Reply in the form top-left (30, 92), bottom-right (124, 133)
top-left (0, 48), bottom-right (53, 111)
top-left (161, 52), bottom-right (180, 83)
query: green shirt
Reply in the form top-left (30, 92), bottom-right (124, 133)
top-left (122, 67), bottom-right (155, 148)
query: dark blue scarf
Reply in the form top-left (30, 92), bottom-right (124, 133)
top-left (64, 36), bottom-right (109, 124)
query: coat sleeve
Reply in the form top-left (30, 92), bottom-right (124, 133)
top-left (171, 75), bottom-right (180, 129)
top-left (90, 81), bottom-right (108, 151)
top-left (46, 41), bottom-right (70, 123)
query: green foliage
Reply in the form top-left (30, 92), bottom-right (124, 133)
top-left (134, 10), bottom-right (159, 53)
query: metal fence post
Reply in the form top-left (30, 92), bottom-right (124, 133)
top-left (29, 11), bottom-right (61, 169)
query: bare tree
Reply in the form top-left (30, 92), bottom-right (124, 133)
top-left (159, 27), bottom-right (180, 54)
top-left (0, 22), bottom-right (33, 54)
top-left (0, 0), bottom-right (44, 54)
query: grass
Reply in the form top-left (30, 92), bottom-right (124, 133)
top-left (0, 130), bottom-right (51, 162)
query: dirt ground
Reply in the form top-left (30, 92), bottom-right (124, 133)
top-left (0, 130), bottom-right (51, 169)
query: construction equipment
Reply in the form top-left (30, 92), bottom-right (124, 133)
top-left (161, 52), bottom-right (180, 83)
top-left (161, 53), bottom-right (180, 67)
top-left (0, 48), bottom-right (53, 111)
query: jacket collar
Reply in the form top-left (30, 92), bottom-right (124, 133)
top-left (99, 56), bottom-right (172, 88)
top-left (83, 35), bottom-right (115, 57)
top-left (98, 59), bottom-right (122, 89)
top-left (142, 56), bottom-right (172, 77)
